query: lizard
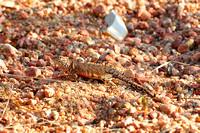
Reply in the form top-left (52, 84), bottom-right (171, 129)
top-left (57, 56), bottom-right (156, 98)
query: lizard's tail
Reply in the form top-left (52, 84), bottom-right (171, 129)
top-left (106, 67), bottom-right (156, 98)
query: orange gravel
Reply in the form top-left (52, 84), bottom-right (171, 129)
top-left (0, 0), bottom-right (200, 132)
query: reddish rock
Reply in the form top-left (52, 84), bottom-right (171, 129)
top-left (125, 37), bottom-right (141, 45)
top-left (93, 3), bottom-right (106, 16)
top-left (118, 108), bottom-right (128, 115)
top-left (156, 7), bottom-right (166, 15)
top-left (104, 55), bottom-right (116, 62)
top-left (18, 10), bottom-right (29, 19)
top-left (116, 57), bottom-right (128, 65)
top-left (37, 59), bottom-right (46, 66)
top-left (1, 44), bottom-right (20, 57)
top-left (28, 61), bottom-right (37, 66)
top-left (0, 15), bottom-right (5, 24)
top-left (25, 91), bottom-right (34, 98)
top-left (159, 104), bottom-right (177, 115)
top-left (77, 118), bottom-right (89, 126)
top-left (140, 11), bottom-right (151, 21)
top-left (129, 48), bottom-right (139, 56)
top-left (126, 22), bottom-right (137, 32)
top-left (27, 99), bottom-right (37, 106)
top-left (182, 55), bottom-right (192, 62)
top-left (194, 89), bottom-right (200, 95)
top-left (121, 117), bottom-right (133, 127)
top-left (149, 111), bottom-right (158, 119)
top-left (161, 18), bottom-right (172, 28)
top-left (137, 6), bottom-right (151, 21)
top-left (44, 87), bottom-right (55, 98)
top-left (147, 7), bottom-right (156, 16)
top-left (195, 35), bottom-right (200, 46)
top-left (184, 66), bottom-right (200, 75)
top-left (163, 33), bottom-right (178, 40)
top-left (78, 29), bottom-right (89, 36)
top-left (157, 113), bottom-right (169, 126)
top-left (35, 89), bottom-right (45, 99)
top-left (25, 67), bottom-right (41, 77)
top-left (172, 38), bottom-right (182, 48)
top-left (0, 32), bottom-right (8, 43)
top-left (137, 21), bottom-right (149, 29)
top-left (136, 77), bottom-right (151, 83)
top-left (177, 43), bottom-right (189, 53)
top-left (124, 68), bottom-right (136, 78)
top-left (52, 31), bottom-right (62, 37)
top-left (184, 31), bottom-right (197, 38)
top-left (10, 70), bottom-right (23, 76)
top-left (142, 35), bottom-right (154, 43)
top-left (0, 6), bottom-right (2, 16)
top-left (134, 55), bottom-right (144, 63)
top-left (193, 52), bottom-right (200, 62)
top-left (156, 28), bottom-right (166, 36)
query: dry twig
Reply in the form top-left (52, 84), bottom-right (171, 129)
top-left (0, 85), bottom-right (13, 120)
top-left (151, 49), bottom-right (199, 72)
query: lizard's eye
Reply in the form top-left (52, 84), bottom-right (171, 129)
top-left (59, 56), bottom-right (62, 60)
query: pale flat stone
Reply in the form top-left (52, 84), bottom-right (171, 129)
top-left (0, 0), bottom-right (15, 8)
top-left (104, 10), bottom-right (128, 41)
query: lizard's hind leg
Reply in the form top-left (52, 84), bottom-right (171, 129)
top-left (100, 74), bottom-right (118, 89)
top-left (65, 73), bottom-right (78, 81)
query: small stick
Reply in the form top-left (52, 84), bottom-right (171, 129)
top-left (151, 49), bottom-right (199, 72)
top-left (0, 73), bottom-right (64, 83)
top-left (0, 85), bottom-right (13, 120)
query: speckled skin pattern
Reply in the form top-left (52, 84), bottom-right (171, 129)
top-left (58, 56), bottom-right (156, 97)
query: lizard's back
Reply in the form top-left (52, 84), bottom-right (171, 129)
top-left (72, 61), bottom-right (111, 79)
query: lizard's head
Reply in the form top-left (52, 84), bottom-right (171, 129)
top-left (58, 56), bottom-right (71, 70)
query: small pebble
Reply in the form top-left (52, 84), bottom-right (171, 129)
top-left (177, 43), bottom-right (188, 53)
top-left (0, 59), bottom-right (7, 72)
top-left (159, 104), bottom-right (177, 115)
top-left (121, 116), bottom-right (133, 127)
top-left (25, 67), bottom-right (41, 77)
top-left (93, 3), bottom-right (106, 17)
top-left (123, 68), bottom-right (135, 78)
top-left (1, 43), bottom-right (21, 57)
top-left (149, 111), bottom-right (158, 119)
top-left (37, 59), bottom-right (46, 66)
top-left (142, 35), bottom-right (154, 44)
top-left (134, 55), bottom-right (144, 63)
top-left (44, 87), bottom-right (55, 98)
top-left (51, 111), bottom-right (59, 120)
top-left (184, 66), bottom-right (200, 75)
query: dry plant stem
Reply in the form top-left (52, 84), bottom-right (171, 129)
top-left (159, 123), bottom-right (181, 133)
top-left (172, 61), bottom-right (189, 66)
top-left (151, 49), bottom-right (199, 72)
top-left (0, 73), bottom-right (63, 83)
top-left (0, 85), bottom-right (13, 121)
top-left (186, 98), bottom-right (200, 100)
top-left (3, 119), bottom-right (61, 129)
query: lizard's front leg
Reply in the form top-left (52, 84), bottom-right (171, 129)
top-left (67, 73), bottom-right (78, 81)
top-left (100, 74), bottom-right (117, 88)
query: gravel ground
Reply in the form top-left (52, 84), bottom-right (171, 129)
top-left (0, 0), bottom-right (200, 132)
